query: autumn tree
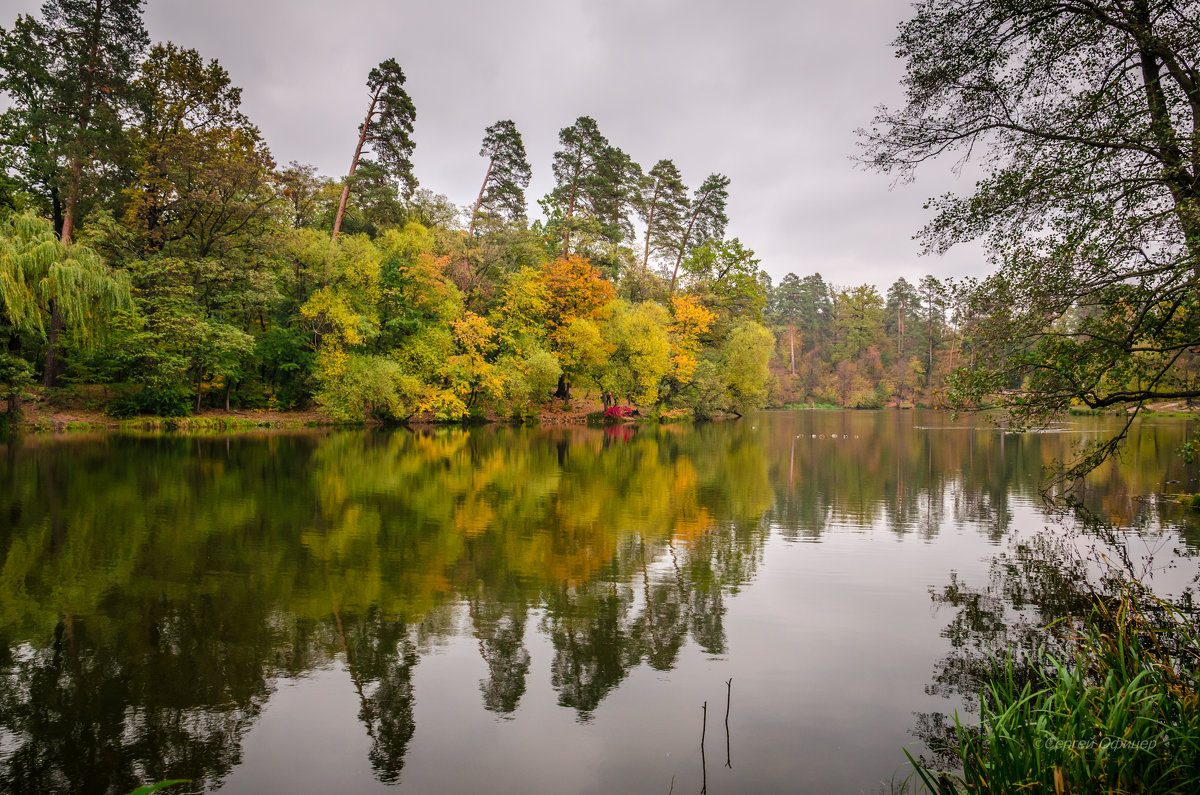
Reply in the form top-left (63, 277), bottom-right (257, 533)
top-left (601, 300), bottom-right (672, 405)
top-left (540, 254), bottom-right (616, 398)
top-left (468, 120), bottom-right (531, 236)
top-left (541, 254), bottom-right (616, 336)
top-left (668, 294), bottom-right (716, 384)
top-left (331, 59), bottom-right (416, 243)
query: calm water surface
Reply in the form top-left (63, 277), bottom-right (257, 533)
top-left (1, 410), bottom-right (1197, 794)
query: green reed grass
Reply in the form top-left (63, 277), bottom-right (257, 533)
top-left (907, 590), bottom-right (1200, 794)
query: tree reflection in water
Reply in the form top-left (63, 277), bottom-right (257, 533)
top-left (0, 412), bottom-right (1196, 792)
top-left (912, 512), bottom-right (1199, 771)
top-left (0, 422), bottom-right (773, 791)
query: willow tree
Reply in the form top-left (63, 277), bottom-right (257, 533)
top-left (1, 0), bottom-right (145, 385)
top-left (669, 173), bottom-right (730, 296)
top-left (863, 0), bottom-right (1200, 475)
top-left (468, 120), bottom-right (531, 236)
top-left (331, 59), bottom-right (416, 244)
top-left (0, 212), bottom-right (131, 385)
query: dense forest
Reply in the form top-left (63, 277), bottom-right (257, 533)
top-left (0, 0), bottom-right (970, 425)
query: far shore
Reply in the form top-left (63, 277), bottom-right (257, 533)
top-left (4, 392), bottom-right (1195, 436)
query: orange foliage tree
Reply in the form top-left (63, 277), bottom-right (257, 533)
top-left (539, 255), bottom-right (616, 398)
top-left (540, 255), bottom-right (615, 334)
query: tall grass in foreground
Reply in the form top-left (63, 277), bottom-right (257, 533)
top-left (907, 590), bottom-right (1200, 794)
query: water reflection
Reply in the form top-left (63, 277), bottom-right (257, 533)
top-left (0, 411), bottom-right (1196, 793)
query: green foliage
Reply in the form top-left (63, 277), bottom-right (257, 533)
top-left (682, 237), bottom-right (767, 335)
top-left (830, 284), bottom-right (884, 363)
top-left (125, 781), bottom-right (190, 795)
top-left (720, 320), bottom-right (773, 415)
top-left (602, 300), bottom-right (672, 405)
top-left (499, 345), bottom-right (561, 409)
top-left (682, 358), bottom-right (727, 420)
top-left (863, 0), bottom-right (1200, 474)
top-left (907, 591), bottom-right (1200, 795)
top-left (313, 351), bottom-right (419, 422)
top-left (0, 351), bottom-right (33, 414)
top-left (1182, 437), bottom-right (1200, 465)
top-left (108, 385), bottom-right (193, 418)
top-left (0, 212), bottom-right (131, 343)
top-left (0, 0), bottom-right (148, 237)
top-left (556, 316), bottom-right (610, 391)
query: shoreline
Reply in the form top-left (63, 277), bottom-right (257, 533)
top-left (4, 394), bottom-right (1194, 436)
top-left (1, 393), bottom-right (674, 434)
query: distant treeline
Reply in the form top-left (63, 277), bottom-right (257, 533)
top-left (763, 272), bottom-right (966, 408)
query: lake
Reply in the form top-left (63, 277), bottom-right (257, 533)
top-left (1, 410), bottom-right (1197, 794)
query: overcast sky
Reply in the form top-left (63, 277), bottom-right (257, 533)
top-left (6, 0), bottom-right (991, 289)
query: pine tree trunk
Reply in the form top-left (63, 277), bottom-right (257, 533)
top-left (60, 0), bottom-right (104, 247)
top-left (928, 312), bottom-right (935, 387)
top-left (331, 91), bottom-right (381, 246)
top-left (50, 188), bottom-right (63, 239)
top-left (562, 180), bottom-right (579, 258)
top-left (468, 152), bottom-right (496, 238)
top-left (789, 325), bottom-right (795, 376)
top-left (642, 182), bottom-right (660, 275)
top-left (669, 188), bottom-right (715, 297)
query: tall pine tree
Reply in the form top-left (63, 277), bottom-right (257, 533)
top-left (331, 59), bottom-right (416, 244)
top-left (669, 173), bottom-right (729, 295)
top-left (549, 116), bottom-right (608, 257)
top-left (468, 119), bottom-right (531, 236)
top-left (636, 159), bottom-right (688, 275)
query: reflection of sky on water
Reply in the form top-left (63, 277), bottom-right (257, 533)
top-left (0, 411), bottom-right (1196, 793)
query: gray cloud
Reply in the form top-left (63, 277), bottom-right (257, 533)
top-left (4, 0), bottom-right (994, 288)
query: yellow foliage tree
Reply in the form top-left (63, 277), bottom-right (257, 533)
top-left (446, 312), bottom-right (503, 410)
top-left (668, 294), bottom-right (715, 383)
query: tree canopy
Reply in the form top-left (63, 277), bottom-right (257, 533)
top-left (0, 2), bottom-right (787, 424)
top-left (862, 0), bottom-right (1200, 474)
